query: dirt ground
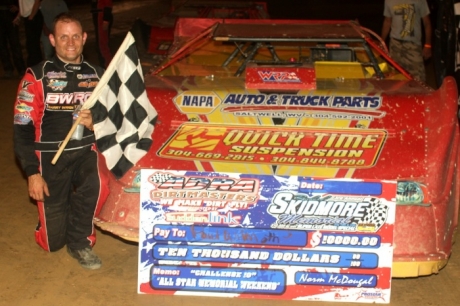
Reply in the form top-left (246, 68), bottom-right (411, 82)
top-left (0, 0), bottom-right (459, 305)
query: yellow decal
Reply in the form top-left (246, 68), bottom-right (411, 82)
top-left (160, 123), bottom-right (387, 168)
top-left (174, 91), bottom-right (222, 114)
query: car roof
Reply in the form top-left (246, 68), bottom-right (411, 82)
top-left (213, 21), bottom-right (364, 42)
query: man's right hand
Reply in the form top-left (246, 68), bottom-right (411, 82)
top-left (28, 174), bottom-right (50, 201)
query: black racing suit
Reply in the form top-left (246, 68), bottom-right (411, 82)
top-left (13, 55), bottom-right (109, 252)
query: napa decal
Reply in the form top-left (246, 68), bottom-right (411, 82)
top-left (258, 71), bottom-right (301, 83)
top-left (221, 93), bottom-right (385, 120)
top-left (159, 123), bottom-right (387, 168)
top-left (174, 91), bottom-right (221, 114)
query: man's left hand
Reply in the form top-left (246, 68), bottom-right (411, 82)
top-left (78, 109), bottom-right (94, 131)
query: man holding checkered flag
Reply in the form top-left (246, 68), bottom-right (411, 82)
top-left (52, 30), bottom-right (158, 179)
top-left (14, 12), bottom-right (156, 271)
top-left (87, 31), bottom-right (158, 179)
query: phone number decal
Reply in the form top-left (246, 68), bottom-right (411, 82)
top-left (159, 123), bottom-right (387, 167)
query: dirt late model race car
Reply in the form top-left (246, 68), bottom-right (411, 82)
top-left (94, 18), bottom-right (460, 278)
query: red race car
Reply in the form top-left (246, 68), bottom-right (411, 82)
top-left (95, 18), bottom-right (460, 278)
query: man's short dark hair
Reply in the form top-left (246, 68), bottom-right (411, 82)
top-left (52, 12), bottom-right (83, 34)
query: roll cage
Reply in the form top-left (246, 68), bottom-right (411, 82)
top-left (154, 20), bottom-right (408, 79)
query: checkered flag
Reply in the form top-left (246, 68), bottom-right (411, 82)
top-left (88, 32), bottom-right (158, 179)
top-left (149, 172), bottom-right (173, 184)
top-left (360, 198), bottom-right (388, 231)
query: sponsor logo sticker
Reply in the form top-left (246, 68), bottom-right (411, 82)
top-left (18, 90), bottom-right (34, 102)
top-left (77, 74), bottom-right (97, 79)
top-left (47, 79), bottom-right (68, 91)
top-left (46, 71), bottom-right (67, 79)
top-left (14, 113), bottom-right (32, 125)
top-left (78, 79), bottom-right (98, 88)
top-left (15, 103), bottom-right (33, 112)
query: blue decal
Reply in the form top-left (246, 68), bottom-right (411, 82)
top-left (153, 245), bottom-right (378, 268)
top-left (299, 179), bottom-right (382, 195)
top-left (151, 266), bottom-right (286, 294)
top-left (295, 272), bottom-right (377, 288)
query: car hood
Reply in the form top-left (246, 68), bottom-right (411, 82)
top-left (139, 73), bottom-right (458, 201)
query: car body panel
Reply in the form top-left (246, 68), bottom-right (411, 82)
top-left (95, 19), bottom-right (460, 278)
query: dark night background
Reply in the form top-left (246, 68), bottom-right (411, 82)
top-left (65, 0), bottom-right (449, 87)
top-left (65, 0), bottom-right (442, 35)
